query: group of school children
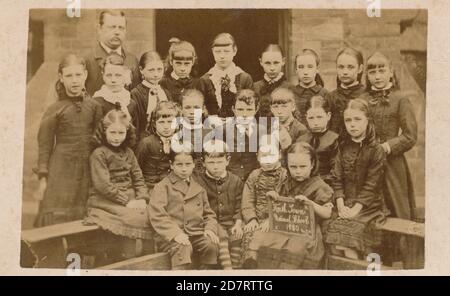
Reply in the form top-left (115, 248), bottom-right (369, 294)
top-left (33, 27), bottom-right (418, 270)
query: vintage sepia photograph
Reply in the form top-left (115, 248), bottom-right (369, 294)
top-left (19, 6), bottom-right (426, 272)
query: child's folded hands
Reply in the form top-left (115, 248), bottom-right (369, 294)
top-left (260, 219), bottom-right (270, 233)
top-left (231, 220), bottom-right (244, 239)
top-left (126, 199), bottom-right (147, 209)
top-left (34, 177), bottom-right (47, 201)
top-left (244, 219), bottom-right (259, 232)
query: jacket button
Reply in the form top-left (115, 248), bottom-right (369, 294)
top-left (240, 165), bottom-right (244, 169)
top-left (218, 191), bottom-right (221, 194)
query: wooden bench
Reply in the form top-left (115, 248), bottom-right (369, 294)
top-left (96, 252), bottom-right (171, 270)
top-left (22, 217), bottom-right (424, 270)
top-left (327, 217), bottom-right (425, 270)
top-left (21, 220), bottom-right (156, 269)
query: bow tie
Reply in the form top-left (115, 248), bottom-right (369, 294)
top-left (310, 131), bottom-right (327, 149)
top-left (369, 89), bottom-right (391, 105)
top-left (220, 75), bottom-right (231, 92)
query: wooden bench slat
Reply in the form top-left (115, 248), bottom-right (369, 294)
top-left (21, 220), bottom-right (100, 243)
top-left (380, 218), bottom-right (425, 238)
top-left (96, 252), bottom-right (170, 270)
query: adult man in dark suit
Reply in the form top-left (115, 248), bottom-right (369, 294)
top-left (84, 10), bottom-right (141, 95)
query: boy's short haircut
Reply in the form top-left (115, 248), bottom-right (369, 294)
top-left (232, 89), bottom-right (260, 110)
top-left (181, 89), bottom-right (205, 106)
top-left (169, 141), bottom-right (195, 162)
top-left (270, 87), bottom-right (295, 105)
top-left (202, 139), bottom-right (230, 160)
top-left (101, 53), bottom-right (125, 71)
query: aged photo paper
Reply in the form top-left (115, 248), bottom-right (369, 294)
top-left (0, 0), bottom-right (448, 276)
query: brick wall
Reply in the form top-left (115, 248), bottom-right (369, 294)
top-left (30, 9), bottom-right (156, 64)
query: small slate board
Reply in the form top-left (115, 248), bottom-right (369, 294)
top-left (269, 196), bottom-right (315, 240)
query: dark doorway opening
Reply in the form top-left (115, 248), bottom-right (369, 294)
top-left (155, 9), bottom-right (287, 81)
top-left (27, 19), bottom-right (44, 83)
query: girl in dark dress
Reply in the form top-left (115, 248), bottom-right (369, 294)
top-left (131, 51), bottom-right (171, 141)
top-left (360, 51), bottom-right (418, 221)
top-left (324, 99), bottom-right (386, 259)
top-left (359, 52), bottom-right (418, 265)
top-left (85, 109), bottom-right (153, 259)
top-left (135, 101), bottom-right (179, 192)
top-left (34, 54), bottom-right (102, 227)
top-left (298, 95), bottom-right (339, 185)
top-left (327, 47), bottom-right (366, 134)
top-left (253, 44), bottom-right (291, 118)
top-left (291, 48), bottom-right (328, 126)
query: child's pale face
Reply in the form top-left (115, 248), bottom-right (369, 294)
top-left (105, 123), bottom-right (127, 147)
top-left (270, 100), bottom-right (295, 122)
top-left (287, 153), bottom-right (313, 182)
top-left (258, 150), bottom-right (281, 171)
top-left (233, 100), bottom-right (257, 124)
top-left (155, 115), bottom-right (176, 137)
top-left (170, 51), bottom-right (194, 78)
top-left (212, 45), bottom-right (237, 70)
top-left (344, 108), bottom-right (368, 140)
top-left (171, 153), bottom-right (195, 180)
top-left (182, 95), bottom-right (204, 125)
top-left (203, 155), bottom-right (229, 178)
top-left (140, 60), bottom-right (164, 85)
top-left (59, 65), bottom-right (87, 97)
top-left (103, 64), bottom-right (126, 93)
top-left (367, 64), bottom-right (393, 89)
top-left (306, 107), bottom-right (331, 133)
top-left (295, 54), bottom-right (318, 86)
top-left (337, 53), bottom-right (362, 86)
top-left (260, 51), bottom-right (285, 79)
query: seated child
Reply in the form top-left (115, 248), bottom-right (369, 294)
top-left (323, 99), bottom-right (386, 260)
top-left (194, 140), bottom-right (244, 269)
top-left (135, 101), bottom-right (179, 192)
top-left (269, 87), bottom-right (308, 164)
top-left (298, 95), bottom-right (338, 185)
top-left (173, 89), bottom-right (215, 174)
top-left (148, 143), bottom-right (220, 270)
top-left (243, 142), bottom-right (334, 269)
top-left (85, 109), bottom-right (153, 259)
top-left (225, 89), bottom-right (264, 182)
top-left (240, 135), bottom-right (287, 263)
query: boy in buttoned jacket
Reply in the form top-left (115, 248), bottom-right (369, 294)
top-left (148, 144), bottom-right (219, 270)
